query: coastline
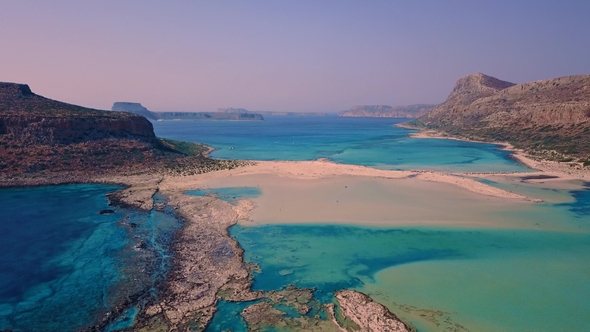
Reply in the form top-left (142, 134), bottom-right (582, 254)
top-left (3, 134), bottom-right (588, 330)
top-left (395, 123), bottom-right (589, 181)
top-left (97, 155), bottom-right (581, 329)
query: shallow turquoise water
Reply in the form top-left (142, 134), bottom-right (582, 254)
top-left (186, 187), bottom-right (261, 204)
top-left (230, 220), bottom-right (590, 331)
top-left (152, 116), bottom-right (530, 172)
top-left (0, 185), bottom-right (181, 331)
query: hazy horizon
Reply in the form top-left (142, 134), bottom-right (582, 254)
top-left (2, 1), bottom-right (590, 113)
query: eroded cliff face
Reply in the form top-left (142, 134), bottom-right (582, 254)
top-left (412, 73), bottom-right (590, 157)
top-left (0, 82), bottom-right (165, 178)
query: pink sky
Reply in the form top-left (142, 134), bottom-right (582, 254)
top-left (2, 1), bottom-right (589, 113)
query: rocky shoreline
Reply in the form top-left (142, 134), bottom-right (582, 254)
top-left (91, 165), bottom-right (417, 331)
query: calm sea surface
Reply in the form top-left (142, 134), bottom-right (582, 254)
top-left (2, 117), bottom-right (588, 331)
top-left (151, 116), bottom-right (530, 172)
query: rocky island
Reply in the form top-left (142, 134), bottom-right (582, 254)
top-left (219, 107), bottom-right (330, 117)
top-left (112, 102), bottom-right (265, 121)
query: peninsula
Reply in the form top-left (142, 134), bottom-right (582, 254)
top-left (406, 73), bottom-right (590, 165)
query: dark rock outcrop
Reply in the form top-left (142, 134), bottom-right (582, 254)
top-left (1, 83), bottom-right (156, 146)
top-left (410, 73), bottom-right (590, 157)
top-left (339, 104), bottom-right (435, 118)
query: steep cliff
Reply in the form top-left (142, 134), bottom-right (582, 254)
top-left (0, 83), bottom-right (217, 179)
top-left (1, 83), bottom-right (156, 146)
top-left (410, 73), bottom-right (590, 158)
top-left (339, 104), bottom-right (435, 118)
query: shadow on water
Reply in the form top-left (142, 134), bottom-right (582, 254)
top-left (557, 183), bottom-right (590, 218)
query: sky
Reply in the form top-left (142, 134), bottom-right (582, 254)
top-left (1, 1), bottom-right (589, 113)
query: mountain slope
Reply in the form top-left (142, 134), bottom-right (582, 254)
top-left (410, 73), bottom-right (590, 158)
top-left (0, 83), bottom-right (239, 182)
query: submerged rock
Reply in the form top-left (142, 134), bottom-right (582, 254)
top-left (335, 290), bottom-right (416, 332)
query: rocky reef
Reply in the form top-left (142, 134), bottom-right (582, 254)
top-left (339, 104), bottom-right (435, 118)
top-left (409, 73), bottom-right (590, 159)
top-left (335, 290), bottom-right (416, 332)
top-left (109, 180), bottom-right (417, 332)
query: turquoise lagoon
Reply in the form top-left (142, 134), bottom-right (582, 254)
top-left (0, 185), bottom-right (181, 331)
top-left (3, 117), bottom-right (588, 331)
top-left (153, 117), bottom-right (590, 331)
top-left (228, 217), bottom-right (590, 332)
top-left (151, 116), bottom-right (530, 172)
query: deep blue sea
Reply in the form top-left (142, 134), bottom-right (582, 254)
top-left (151, 116), bottom-right (530, 172)
top-left (0, 185), bottom-right (180, 331)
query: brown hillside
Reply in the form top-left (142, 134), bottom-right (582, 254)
top-left (411, 73), bottom-right (590, 159)
top-left (0, 83), bottom-right (242, 184)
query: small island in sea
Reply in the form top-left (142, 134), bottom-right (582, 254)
top-left (112, 102), bottom-right (265, 121)
top-left (1, 71), bottom-right (589, 331)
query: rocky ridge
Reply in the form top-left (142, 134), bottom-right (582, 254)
top-left (409, 73), bottom-right (590, 160)
top-left (0, 83), bottom-right (244, 184)
top-left (339, 104), bottom-right (435, 118)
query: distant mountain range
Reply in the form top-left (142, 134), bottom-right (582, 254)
top-left (112, 103), bottom-right (264, 121)
top-left (409, 73), bottom-right (590, 159)
top-left (218, 107), bottom-right (329, 117)
top-left (338, 104), bottom-right (435, 118)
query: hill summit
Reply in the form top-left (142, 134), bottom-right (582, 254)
top-left (410, 73), bottom-right (590, 159)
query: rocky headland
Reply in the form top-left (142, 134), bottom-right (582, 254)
top-left (407, 73), bottom-right (590, 164)
top-left (0, 83), bottom-right (249, 186)
top-left (339, 104), bottom-right (435, 118)
top-left (109, 171), bottom-right (420, 332)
